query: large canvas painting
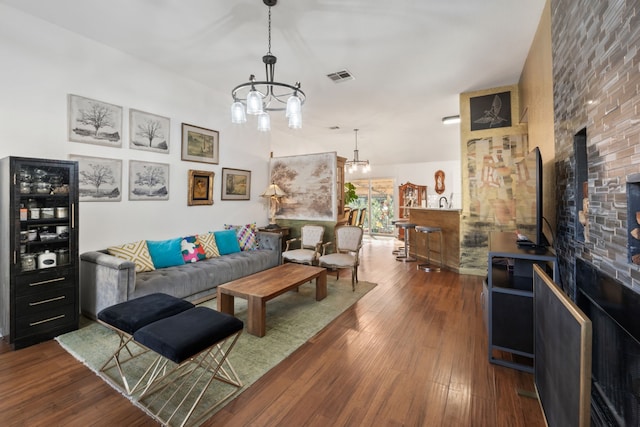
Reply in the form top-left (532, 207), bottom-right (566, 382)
top-left (270, 152), bottom-right (337, 221)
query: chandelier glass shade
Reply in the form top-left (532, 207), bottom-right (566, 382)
top-left (230, 0), bottom-right (305, 132)
top-left (345, 129), bottom-right (370, 174)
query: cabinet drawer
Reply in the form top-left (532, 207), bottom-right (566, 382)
top-left (15, 268), bottom-right (74, 297)
top-left (15, 284), bottom-right (76, 316)
top-left (14, 303), bottom-right (76, 338)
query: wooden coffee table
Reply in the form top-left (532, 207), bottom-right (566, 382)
top-left (217, 263), bottom-right (327, 337)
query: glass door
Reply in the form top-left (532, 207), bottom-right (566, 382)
top-left (346, 178), bottom-right (395, 236)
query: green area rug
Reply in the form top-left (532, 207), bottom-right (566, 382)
top-left (56, 278), bottom-right (376, 426)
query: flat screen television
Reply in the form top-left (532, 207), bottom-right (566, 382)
top-left (514, 146), bottom-right (549, 248)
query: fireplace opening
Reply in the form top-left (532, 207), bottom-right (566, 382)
top-left (576, 259), bottom-right (640, 426)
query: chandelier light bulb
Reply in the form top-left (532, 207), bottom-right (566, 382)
top-left (286, 94), bottom-right (301, 118)
top-left (246, 88), bottom-right (263, 115)
top-left (257, 111), bottom-right (271, 132)
top-left (288, 112), bottom-right (302, 129)
top-left (231, 102), bottom-right (247, 124)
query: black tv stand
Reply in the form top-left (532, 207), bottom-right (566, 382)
top-left (483, 232), bottom-right (558, 372)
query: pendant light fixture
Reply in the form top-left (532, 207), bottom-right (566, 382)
top-left (230, 0), bottom-right (305, 131)
top-left (345, 129), bottom-right (370, 173)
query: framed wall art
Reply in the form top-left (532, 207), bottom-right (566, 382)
top-left (69, 154), bottom-right (122, 202)
top-left (129, 109), bottom-right (170, 153)
top-left (188, 169), bottom-right (214, 206)
top-left (181, 123), bottom-right (219, 164)
top-left (129, 160), bottom-right (170, 201)
top-left (221, 168), bottom-right (251, 200)
top-left (68, 94), bottom-right (123, 147)
top-left (470, 91), bottom-right (512, 131)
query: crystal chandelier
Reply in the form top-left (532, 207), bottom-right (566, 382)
top-left (230, 0), bottom-right (305, 132)
top-left (345, 129), bottom-right (370, 173)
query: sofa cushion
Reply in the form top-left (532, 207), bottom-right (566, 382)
top-left (225, 222), bottom-right (258, 251)
top-left (198, 232), bottom-right (220, 258)
top-left (147, 238), bottom-right (185, 269)
top-left (107, 240), bottom-right (155, 273)
top-left (181, 235), bottom-right (206, 263)
top-left (214, 230), bottom-right (241, 255)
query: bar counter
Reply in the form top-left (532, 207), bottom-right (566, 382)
top-left (408, 208), bottom-right (461, 272)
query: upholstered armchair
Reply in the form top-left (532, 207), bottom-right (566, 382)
top-left (282, 224), bottom-right (325, 266)
top-left (318, 225), bottom-right (364, 290)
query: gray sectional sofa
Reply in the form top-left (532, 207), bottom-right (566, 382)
top-left (79, 231), bottom-right (281, 319)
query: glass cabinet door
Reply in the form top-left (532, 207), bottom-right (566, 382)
top-left (15, 160), bottom-right (76, 273)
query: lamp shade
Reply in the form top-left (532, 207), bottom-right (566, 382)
top-left (257, 112), bottom-right (271, 132)
top-left (246, 89), bottom-right (263, 115)
top-left (231, 102), bottom-right (247, 124)
top-left (261, 183), bottom-right (286, 198)
top-left (286, 94), bottom-right (301, 118)
top-left (288, 112), bottom-right (302, 129)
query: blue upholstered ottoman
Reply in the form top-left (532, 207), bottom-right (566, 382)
top-left (97, 292), bottom-right (194, 334)
top-left (97, 293), bottom-right (195, 394)
top-left (134, 306), bottom-right (243, 364)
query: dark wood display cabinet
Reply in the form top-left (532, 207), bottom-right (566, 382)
top-left (0, 156), bottom-right (79, 349)
top-left (483, 231), bottom-right (558, 372)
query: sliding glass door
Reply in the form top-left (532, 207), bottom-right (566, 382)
top-left (346, 178), bottom-right (395, 236)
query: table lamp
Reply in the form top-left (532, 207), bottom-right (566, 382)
top-left (261, 183), bottom-right (286, 229)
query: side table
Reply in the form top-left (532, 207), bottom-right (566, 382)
top-left (258, 226), bottom-right (290, 251)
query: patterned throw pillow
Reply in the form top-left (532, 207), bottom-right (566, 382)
top-left (181, 235), bottom-right (206, 263)
top-left (224, 223), bottom-right (258, 251)
top-left (198, 232), bottom-right (220, 258)
top-left (107, 240), bottom-right (155, 273)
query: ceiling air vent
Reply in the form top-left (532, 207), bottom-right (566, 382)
top-left (327, 69), bottom-right (355, 83)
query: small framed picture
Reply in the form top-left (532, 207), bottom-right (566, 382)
top-left (129, 109), bottom-right (170, 153)
top-left (69, 154), bottom-right (122, 202)
top-left (188, 169), bottom-right (214, 206)
top-left (221, 168), bottom-right (251, 200)
top-left (129, 160), bottom-right (170, 201)
top-left (470, 91), bottom-right (512, 131)
top-left (68, 94), bottom-right (123, 147)
top-left (181, 123), bottom-right (219, 164)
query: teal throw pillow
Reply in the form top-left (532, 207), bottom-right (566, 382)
top-left (146, 238), bottom-right (185, 269)
top-left (214, 230), bottom-right (241, 255)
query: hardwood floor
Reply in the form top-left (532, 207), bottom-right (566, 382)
top-left (0, 236), bottom-right (544, 426)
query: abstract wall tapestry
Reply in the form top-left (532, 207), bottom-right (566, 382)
top-left (466, 135), bottom-right (528, 226)
top-left (270, 152), bottom-right (337, 221)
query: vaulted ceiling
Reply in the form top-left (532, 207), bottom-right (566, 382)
top-left (1, 0), bottom-right (546, 166)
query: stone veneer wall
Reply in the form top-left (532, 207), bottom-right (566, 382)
top-left (551, 0), bottom-right (640, 297)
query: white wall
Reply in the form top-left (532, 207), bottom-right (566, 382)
top-left (346, 159), bottom-right (462, 213)
top-left (0, 5), bottom-right (273, 252)
top-left (0, 5), bottom-right (464, 252)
